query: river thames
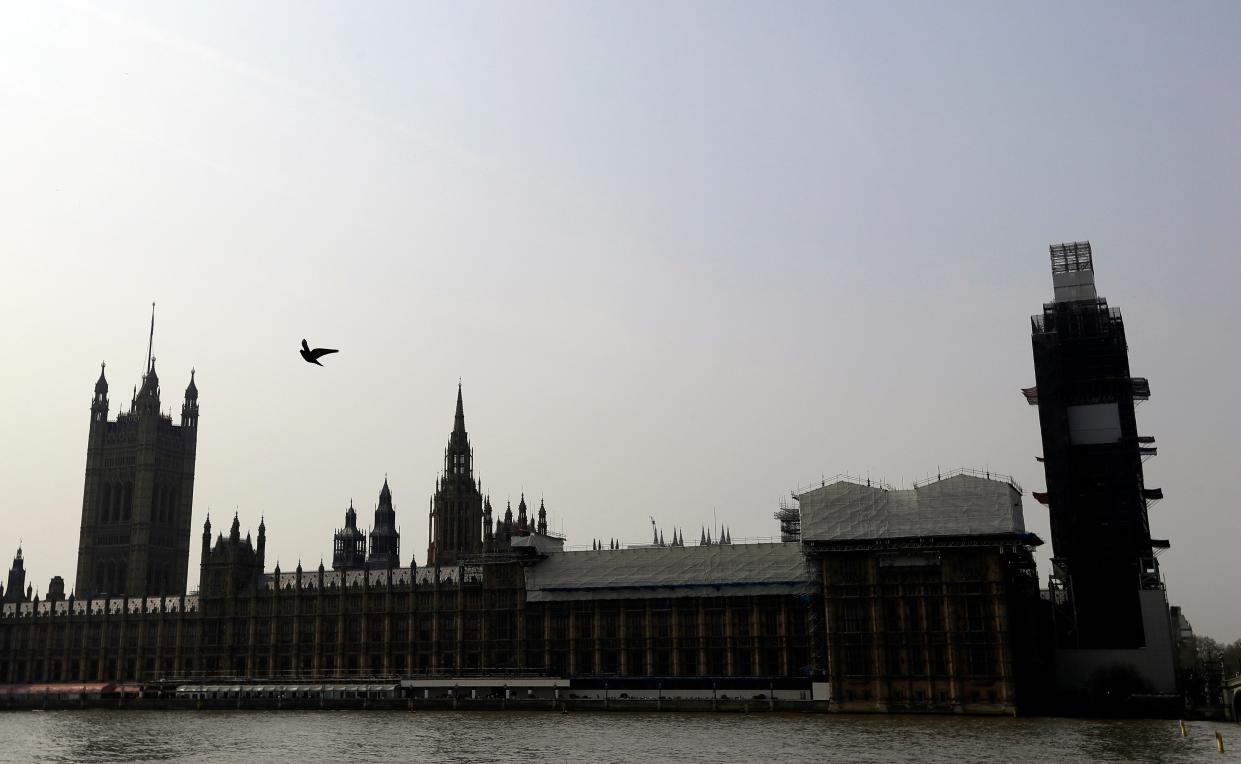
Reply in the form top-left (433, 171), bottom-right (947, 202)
top-left (0, 711), bottom-right (1236, 763)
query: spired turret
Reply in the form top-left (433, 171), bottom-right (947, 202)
top-left (182, 369), bottom-right (199, 429)
top-left (427, 383), bottom-right (484, 566)
top-left (367, 478), bottom-right (401, 570)
top-left (91, 363), bottom-right (109, 425)
top-left (3, 547), bottom-right (27, 603)
top-left (333, 501), bottom-right (367, 570)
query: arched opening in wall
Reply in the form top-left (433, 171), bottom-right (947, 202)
top-left (111, 484), bottom-right (122, 523)
top-left (123, 482), bottom-right (133, 521)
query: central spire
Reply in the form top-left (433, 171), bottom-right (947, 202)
top-left (454, 381), bottom-right (465, 433)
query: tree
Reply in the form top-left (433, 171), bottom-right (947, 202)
top-left (1223, 638), bottom-right (1241, 677)
top-left (1195, 635), bottom-right (1223, 666)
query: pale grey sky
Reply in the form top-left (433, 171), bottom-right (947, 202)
top-left (1, 1), bottom-right (1238, 639)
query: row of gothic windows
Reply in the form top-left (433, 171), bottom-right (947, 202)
top-left (98, 482), bottom-right (180, 525)
top-left (99, 482), bottom-right (133, 524)
top-left (94, 558), bottom-right (128, 595)
top-left (92, 559), bottom-right (175, 596)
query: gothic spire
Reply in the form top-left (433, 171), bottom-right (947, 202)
top-left (454, 381), bottom-right (465, 433)
top-left (95, 363), bottom-right (108, 395)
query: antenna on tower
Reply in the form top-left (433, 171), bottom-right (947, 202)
top-left (146, 302), bottom-right (155, 374)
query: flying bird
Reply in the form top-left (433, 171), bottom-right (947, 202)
top-left (300, 339), bottom-right (339, 366)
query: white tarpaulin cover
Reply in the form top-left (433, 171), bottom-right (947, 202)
top-left (797, 473), bottom-right (1025, 542)
top-left (524, 543), bottom-right (815, 602)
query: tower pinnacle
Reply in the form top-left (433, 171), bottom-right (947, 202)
top-left (454, 381), bottom-right (465, 433)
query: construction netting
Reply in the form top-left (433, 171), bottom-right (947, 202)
top-left (796, 473), bottom-right (1026, 543)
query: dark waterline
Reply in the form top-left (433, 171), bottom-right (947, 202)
top-left (1, 711), bottom-right (1237, 764)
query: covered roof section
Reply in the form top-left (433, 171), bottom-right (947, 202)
top-left (524, 543), bottom-right (814, 603)
top-left (797, 470), bottom-right (1031, 545)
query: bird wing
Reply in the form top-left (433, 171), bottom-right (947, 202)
top-left (301, 338), bottom-right (310, 351)
top-left (308, 347), bottom-right (339, 361)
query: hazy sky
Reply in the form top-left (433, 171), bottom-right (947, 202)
top-left (1, 2), bottom-right (1238, 638)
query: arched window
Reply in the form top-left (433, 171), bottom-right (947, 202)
top-left (100, 483), bottom-right (112, 523)
top-left (123, 483), bottom-right (133, 521)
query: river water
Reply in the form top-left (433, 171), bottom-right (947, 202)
top-left (0, 711), bottom-right (1236, 763)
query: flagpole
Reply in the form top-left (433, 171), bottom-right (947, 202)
top-left (146, 302), bottom-right (155, 373)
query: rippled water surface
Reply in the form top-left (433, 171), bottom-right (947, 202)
top-left (1, 711), bottom-right (1237, 763)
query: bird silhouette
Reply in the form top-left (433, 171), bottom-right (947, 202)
top-left (300, 339), bottom-right (339, 366)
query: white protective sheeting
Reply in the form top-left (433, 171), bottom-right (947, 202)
top-left (524, 542), bottom-right (815, 602)
top-left (1067, 403), bottom-right (1122, 445)
top-left (797, 473), bottom-right (1025, 542)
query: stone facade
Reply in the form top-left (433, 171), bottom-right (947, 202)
top-left (75, 361), bottom-right (198, 597)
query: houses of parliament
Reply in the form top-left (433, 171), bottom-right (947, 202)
top-left (0, 339), bottom-right (1051, 715)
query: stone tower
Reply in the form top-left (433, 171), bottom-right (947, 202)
top-left (74, 341), bottom-right (198, 597)
top-left (332, 501), bottom-right (367, 570)
top-left (199, 513), bottom-right (264, 597)
top-left (366, 478), bottom-right (400, 569)
top-left (3, 547), bottom-right (27, 603)
top-left (427, 384), bottom-right (483, 566)
top-left (1030, 241), bottom-right (1165, 649)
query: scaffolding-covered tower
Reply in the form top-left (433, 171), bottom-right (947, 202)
top-left (774, 497), bottom-right (801, 542)
top-left (1028, 242), bottom-right (1168, 650)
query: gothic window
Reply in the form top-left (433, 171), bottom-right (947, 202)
top-left (965, 599), bottom-right (989, 632)
top-left (842, 600), bottom-right (868, 633)
top-left (100, 483), bottom-right (112, 523)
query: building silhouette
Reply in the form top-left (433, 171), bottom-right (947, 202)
top-left (75, 348), bottom-right (199, 598)
top-left (1029, 242), bottom-right (1167, 649)
top-left (366, 479), bottom-right (400, 570)
top-left (427, 385), bottom-right (484, 566)
top-left (1027, 241), bottom-right (1178, 702)
top-left (332, 503), bottom-right (366, 571)
top-left (2, 547), bottom-right (28, 603)
top-left (0, 281), bottom-right (1191, 715)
